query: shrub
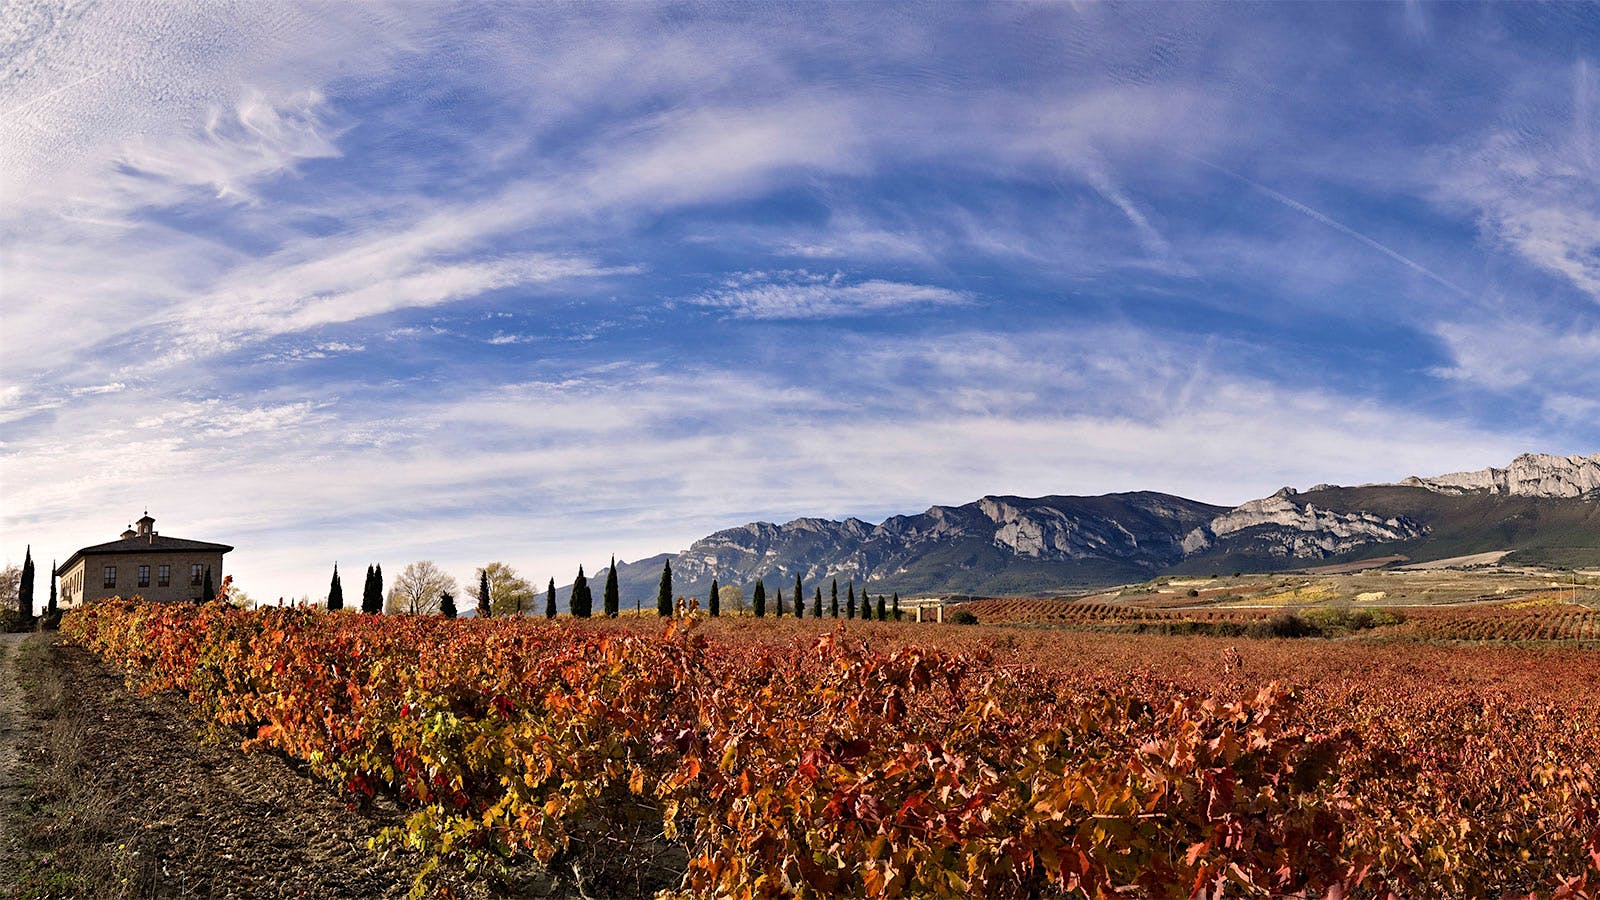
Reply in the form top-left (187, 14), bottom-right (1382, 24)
top-left (1248, 613), bottom-right (1318, 639)
top-left (949, 609), bottom-right (979, 625)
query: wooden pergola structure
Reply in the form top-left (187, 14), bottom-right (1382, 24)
top-left (905, 597), bottom-right (946, 623)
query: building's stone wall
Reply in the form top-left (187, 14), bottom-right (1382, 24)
top-left (59, 550), bottom-right (227, 607)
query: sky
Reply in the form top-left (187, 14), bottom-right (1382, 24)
top-left (2, 2), bottom-right (1598, 603)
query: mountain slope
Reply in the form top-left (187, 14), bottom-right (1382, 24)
top-left (592, 452), bottom-right (1600, 605)
top-left (607, 492), bottom-right (1225, 602)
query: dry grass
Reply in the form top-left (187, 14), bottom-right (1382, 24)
top-left (7, 635), bottom-right (159, 899)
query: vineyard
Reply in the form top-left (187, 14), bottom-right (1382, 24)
top-left (958, 596), bottom-right (1600, 644)
top-left (62, 600), bottom-right (1600, 899)
top-left (958, 599), bottom-right (1275, 626)
top-left (1349, 601), bottom-right (1592, 643)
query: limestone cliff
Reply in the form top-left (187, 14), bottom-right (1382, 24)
top-left (1401, 453), bottom-right (1600, 499)
top-left (1181, 487), bottom-right (1426, 560)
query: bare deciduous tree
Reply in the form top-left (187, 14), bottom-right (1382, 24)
top-left (386, 561), bottom-right (458, 616)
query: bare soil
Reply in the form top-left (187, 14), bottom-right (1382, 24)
top-left (2, 632), bottom-right (452, 898)
top-left (0, 634), bottom-right (683, 899)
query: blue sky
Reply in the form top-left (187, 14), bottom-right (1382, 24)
top-left (2, 2), bottom-right (1597, 602)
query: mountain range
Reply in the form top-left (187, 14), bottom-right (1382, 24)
top-left (594, 452), bottom-right (1600, 603)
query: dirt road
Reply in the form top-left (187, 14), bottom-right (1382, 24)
top-left (0, 635), bottom-right (450, 898)
top-left (0, 633), bottom-right (652, 899)
top-left (0, 632), bottom-right (34, 876)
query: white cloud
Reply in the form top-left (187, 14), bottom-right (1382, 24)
top-left (1431, 316), bottom-right (1600, 421)
top-left (68, 381), bottom-right (126, 397)
top-left (691, 272), bottom-right (968, 319)
top-left (0, 327), bottom-right (1537, 602)
top-left (1433, 60), bottom-right (1600, 303)
top-left (112, 89), bottom-right (341, 208)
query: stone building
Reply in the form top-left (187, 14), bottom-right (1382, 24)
top-left (54, 513), bottom-right (232, 607)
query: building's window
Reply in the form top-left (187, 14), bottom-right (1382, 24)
top-left (138, 565), bottom-right (150, 587)
top-left (103, 565), bottom-right (116, 589)
top-left (158, 564), bottom-right (170, 587)
top-left (191, 564), bottom-right (203, 586)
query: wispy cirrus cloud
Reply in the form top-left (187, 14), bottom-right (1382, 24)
top-left (0, 325), bottom-right (1533, 595)
top-left (4, 3), bottom-right (1599, 602)
top-left (1432, 59), bottom-right (1600, 302)
top-left (690, 271), bottom-right (968, 320)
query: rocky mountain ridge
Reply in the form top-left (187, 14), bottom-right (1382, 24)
top-left (1398, 452), bottom-right (1600, 499)
top-left (597, 452), bottom-right (1599, 601)
top-left (1180, 488), bottom-right (1427, 560)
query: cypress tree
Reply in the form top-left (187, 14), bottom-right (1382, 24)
top-left (18, 546), bottom-right (34, 625)
top-left (571, 566), bottom-right (592, 618)
top-left (361, 565), bottom-right (375, 612)
top-left (793, 575), bottom-right (804, 619)
top-left (812, 586), bottom-right (822, 618)
top-left (47, 562), bottom-right (57, 617)
top-left (439, 591), bottom-right (457, 618)
top-left (893, 592), bottom-right (901, 621)
top-left (202, 567), bottom-right (215, 605)
top-left (477, 569), bottom-right (491, 619)
top-left (876, 593), bottom-right (887, 621)
top-left (775, 587), bottom-right (785, 617)
top-left (605, 556), bottom-right (621, 618)
top-left (830, 579), bottom-right (839, 618)
top-left (546, 578), bottom-right (557, 618)
top-left (655, 560), bottom-right (673, 617)
top-left (847, 583), bottom-right (856, 619)
top-left (373, 564), bottom-right (384, 612)
top-left (752, 580), bottom-right (766, 617)
top-left (327, 563), bottom-right (344, 611)
top-left (708, 577), bottom-right (720, 617)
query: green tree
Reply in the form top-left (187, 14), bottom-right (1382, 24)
top-left (545, 578), bottom-right (556, 619)
top-left (708, 576), bottom-right (720, 617)
top-left (812, 586), bottom-right (822, 618)
top-left (360, 564), bottom-right (384, 613)
top-left (202, 567), bottom-right (215, 605)
top-left (571, 565), bottom-right (592, 618)
top-left (477, 569), bottom-right (492, 618)
top-left (18, 546), bottom-right (34, 626)
top-left (439, 591), bottom-right (457, 618)
top-left (877, 593), bottom-right (886, 621)
top-left (476, 562), bottom-right (537, 615)
top-left (847, 583), bottom-right (856, 619)
top-left (605, 556), bottom-right (621, 618)
top-left (793, 574), bottom-right (804, 619)
top-left (47, 562), bottom-right (57, 618)
top-left (656, 560), bottom-right (673, 617)
top-left (327, 563), bottom-right (344, 611)
top-left (775, 587), bottom-right (785, 617)
top-left (893, 592), bottom-right (901, 621)
top-left (830, 579), bottom-right (839, 618)
top-left (752, 580), bottom-right (766, 617)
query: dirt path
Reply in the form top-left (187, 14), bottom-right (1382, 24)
top-left (0, 634), bottom-right (662, 899)
top-left (0, 632), bottom-right (34, 874)
top-left (0, 636), bottom-right (468, 899)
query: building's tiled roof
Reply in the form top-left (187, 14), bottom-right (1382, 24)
top-left (56, 534), bottom-right (233, 576)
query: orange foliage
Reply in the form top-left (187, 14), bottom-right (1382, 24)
top-left (62, 600), bottom-right (1600, 898)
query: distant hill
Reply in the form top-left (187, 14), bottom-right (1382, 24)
top-left (585, 452), bottom-right (1600, 607)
